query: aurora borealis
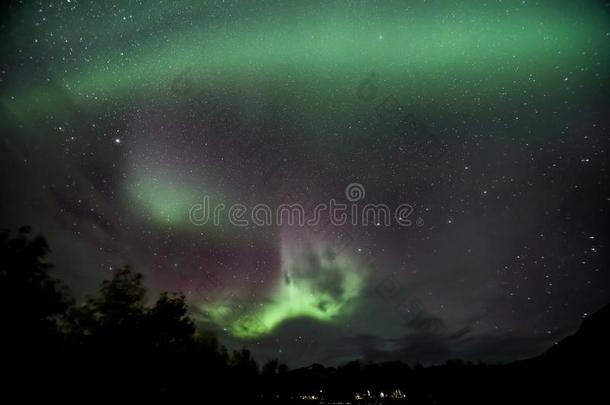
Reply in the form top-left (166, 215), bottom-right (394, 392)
top-left (202, 238), bottom-right (365, 338)
top-left (1, 0), bottom-right (609, 366)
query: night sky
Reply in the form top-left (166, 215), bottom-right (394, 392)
top-left (1, 0), bottom-right (609, 367)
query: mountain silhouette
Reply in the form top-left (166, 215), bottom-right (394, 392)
top-left (501, 303), bottom-right (609, 404)
top-left (527, 303), bottom-right (609, 366)
top-left (274, 304), bottom-right (610, 404)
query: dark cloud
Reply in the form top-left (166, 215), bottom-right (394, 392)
top-left (336, 308), bottom-right (562, 366)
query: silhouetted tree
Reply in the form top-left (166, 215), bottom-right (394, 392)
top-left (0, 227), bottom-right (69, 345)
top-left (0, 227), bottom-right (69, 381)
top-left (262, 358), bottom-right (280, 376)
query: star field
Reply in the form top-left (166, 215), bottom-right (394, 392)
top-left (1, 0), bottom-right (609, 366)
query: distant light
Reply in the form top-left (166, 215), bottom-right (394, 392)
top-left (114, 138), bottom-right (121, 144)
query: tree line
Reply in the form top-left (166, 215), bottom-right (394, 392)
top-left (1, 227), bottom-right (606, 403)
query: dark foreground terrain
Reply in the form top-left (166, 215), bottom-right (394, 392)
top-left (1, 227), bottom-right (607, 403)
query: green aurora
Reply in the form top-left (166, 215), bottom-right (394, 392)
top-left (200, 240), bottom-right (365, 338)
top-left (1, 0), bottom-right (608, 341)
top-left (2, 1), bottom-right (608, 122)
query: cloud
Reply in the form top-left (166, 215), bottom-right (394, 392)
top-left (336, 308), bottom-right (559, 366)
